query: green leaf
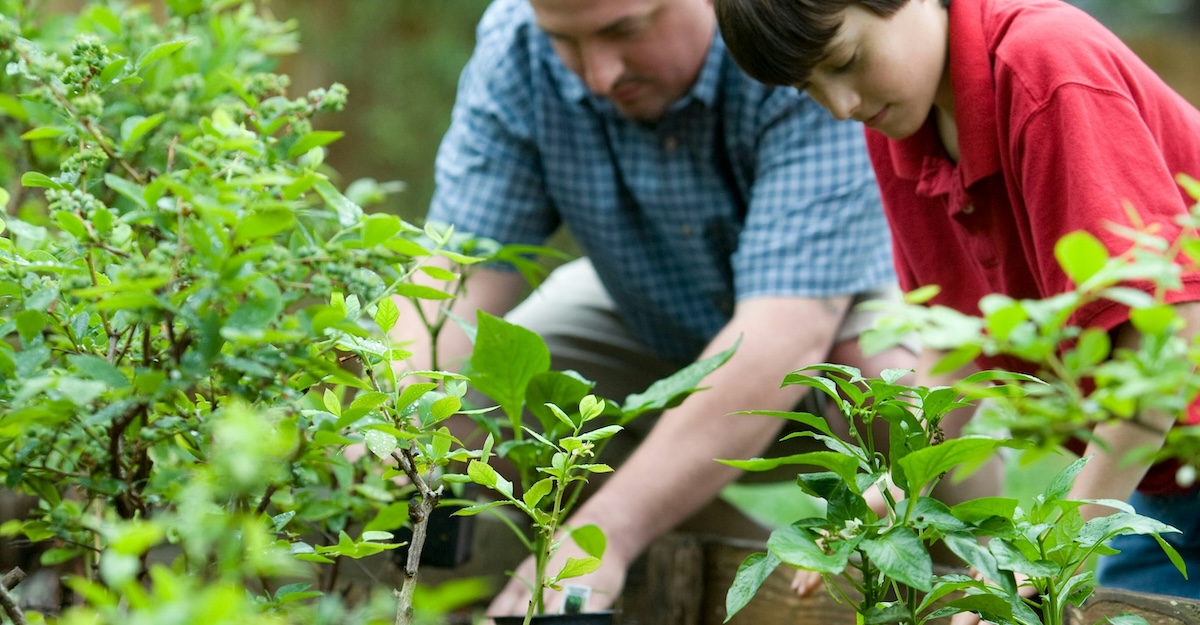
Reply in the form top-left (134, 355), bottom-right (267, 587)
top-left (863, 526), bottom-right (932, 591)
top-left (21, 172), bottom-right (63, 190)
top-left (572, 425), bottom-right (623, 442)
top-left (943, 533), bottom-right (1011, 595)
top-left (68, 355), bottom-right (129, 389)
top-left (397, 382), bottom-right (438, 411)
top-left (373, 297), bottom-right (401, 333)
top-left (288, 131), bottom-right (344, 158)
top-left (136, 39), bottom-right (192, 71)
top-left (104, 174), bottom-right (149, 210)
top-left (120, 113), bottom-right (165, 148)
top-left (989, 538), bottom-right (1059, 578)
top-left (621, 340), bottom-right (738, 421)
top-left (362, 213), bottom-right (403, 247)
top-left (364, 502), bottom-right (408, 533)
top-left (719, 451), bottom-right (859, 485)
top-left (522, 478), bottom-right (553, 509)
top-left (469, 312), bottom-right (551, 427)
top-left (896, 496), bottom-right (969, 533)
top-left (0, 188), bottom-right (8, 210)
top-left (454, 500), bottom-right (509, 517)
top-left (20, 127), bottom-right (67, 141)
top-left (949, 497), bottom-right (1019, 523)
top-left (737, 409), bottom-right (833, 437)
top-left (15, 310), bottom-right (46, 343)
top-left (571, 524), bottom-right (606, 559)
top-left (767, 523), bottom-right (854, 574)
top-left (364, 430), bottom-right (398, 459)
top-left (467, 460), bottom-right (499, 490)
top-left (1178, 173), bottom-right (1200, 200)
top-left (234, 209), bottom-right (295, 244)
top-left (554, 556), bottom-right (601, 582)
top-left (1055, 231), bottom-right (1109, 285)
top-left (110, 522), bottom-right (165, 556)
top-left (1105, 615), bottom-right (1151, 625)
top-left (394, 283), bottom-right (453, 300)
top-left (1077, 512), bottom-right (1180, 550)
top-left (99, 57), bottom-right (128, 85)
top-left (1129, 304), bottom-right (1177, 337)
top-left (897, 437), bottom-right (1000, 491)
top-left (323, 389), bottom-right (341, 416)
top-left (314, 179), bottom-right (364, 227)
top-left (724, 551), bottom-right (780, 622)
top-left (361, 531), bottom-right (394, 543)
top-left (53, 210), bottom-right (88, 240)
top-left (1044, 456), bottom-right (1089, 502)
top-left (420, 265), bottom-right (458, 281)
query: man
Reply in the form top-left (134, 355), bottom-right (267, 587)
top-left (398, 0), bottom-right (921, 614)
top-left (715, 0), bottom-right (1200, 598)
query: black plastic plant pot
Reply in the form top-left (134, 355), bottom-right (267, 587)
top-left (392, 499), bottom-right (475, 568)
top-left (491, 611), bottom-right (617, 625)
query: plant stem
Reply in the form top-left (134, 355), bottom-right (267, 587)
top-left (0, 567), bottom-right (27, 625)
top-left (391, 445), bottom-right (443, 625)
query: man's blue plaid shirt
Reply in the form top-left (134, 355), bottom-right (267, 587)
top-left (428, 0), bottom-right (895, 364)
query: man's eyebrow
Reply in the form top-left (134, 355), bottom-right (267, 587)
top-left (539, 8), bottom-right (657, 40)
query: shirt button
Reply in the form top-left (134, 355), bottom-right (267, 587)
top-left (662, 136), bottom-right (678, 151)
top-left (961, 204), bottom-right (975, 215)
top-left (681, 223), bottom-right (693, 237)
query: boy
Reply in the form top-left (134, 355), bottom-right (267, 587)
top-left (715, 0), bottom-right (1200, 597)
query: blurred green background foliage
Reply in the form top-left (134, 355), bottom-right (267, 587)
top-left (36, 0), bottom-right (1200, 224)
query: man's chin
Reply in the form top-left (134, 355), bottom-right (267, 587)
top-left (614, 104), bottom-right (667, 123)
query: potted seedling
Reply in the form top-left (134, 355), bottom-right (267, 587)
top-left (459, 393), bottom-right (620, 625)
top-left (446, 311), bottom-right (738, 623)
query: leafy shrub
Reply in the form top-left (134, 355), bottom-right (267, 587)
top-left (0, 1), bottom-right (513, 622)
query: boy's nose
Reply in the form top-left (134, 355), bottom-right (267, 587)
top-left (812, 83), bottom-right (861, 122)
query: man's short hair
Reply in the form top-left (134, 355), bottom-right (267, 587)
top-left (715, 0), bottom-right (948, 88)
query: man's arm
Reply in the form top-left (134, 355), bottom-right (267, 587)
top-left (487, 294), bottom-right (852, 615)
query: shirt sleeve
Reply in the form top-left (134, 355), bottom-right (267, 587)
top-left (732, 93), bottom-right (897, 300)
top-left (426, 3), bottom-right (559, 251)
top-left (1011, 83), bottom-right (1200, 331)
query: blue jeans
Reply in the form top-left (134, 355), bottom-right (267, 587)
top-left (1094, 489), bottom-right (1200, 598)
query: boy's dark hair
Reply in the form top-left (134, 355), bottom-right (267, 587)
top-left (715, 0), bottom-right (948, 88)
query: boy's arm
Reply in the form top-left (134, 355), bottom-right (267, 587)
top-left (1069, 300), bottom-right (1200, 518)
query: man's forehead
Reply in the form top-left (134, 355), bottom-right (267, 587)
top-left (530, 0), bottom-right (665, 36)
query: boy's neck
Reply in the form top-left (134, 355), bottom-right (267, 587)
top-left (934, 106), bottom-right (960, 162)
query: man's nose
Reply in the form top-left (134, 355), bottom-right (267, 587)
top-left (579, 41), bottom-right (623, 96)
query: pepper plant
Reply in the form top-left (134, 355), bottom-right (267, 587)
top-left (721, 366), bottom-right (1184, 625)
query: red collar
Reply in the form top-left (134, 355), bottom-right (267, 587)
top-left (886, 0), bottom-right (1003, 188)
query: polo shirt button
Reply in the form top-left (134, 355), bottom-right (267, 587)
top-left (961, 204), bottom-right (975, 215)
top-left (662, 136), bottom-right (678, 151)
top-left (681, 223), bottom-right (693, 237)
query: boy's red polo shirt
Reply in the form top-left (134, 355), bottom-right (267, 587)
top-left (868, 0), bottom-right (1200, 493)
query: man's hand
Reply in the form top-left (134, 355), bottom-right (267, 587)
top-left (486, 539), bottom-right (629, 617)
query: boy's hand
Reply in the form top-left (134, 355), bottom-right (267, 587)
top-left (790, 569), bottom-right (823, 596)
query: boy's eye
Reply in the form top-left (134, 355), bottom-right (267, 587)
top-left (832, 53), bottom-right (857, 73)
